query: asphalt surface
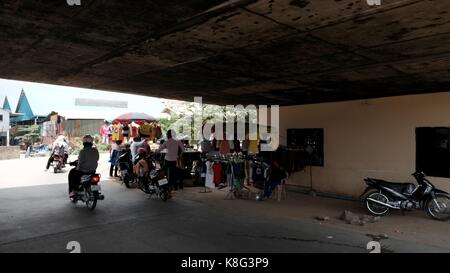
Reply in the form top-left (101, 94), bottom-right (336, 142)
top-left (0, 155), bottom-right (448, 253)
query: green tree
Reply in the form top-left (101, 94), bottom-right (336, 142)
top-left (13, 125), bottom-right (41, 146)
top-left (161, 101), bottom-right (257, 142)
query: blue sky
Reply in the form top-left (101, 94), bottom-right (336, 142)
top-left (0, 78), bottom-right (169, 120)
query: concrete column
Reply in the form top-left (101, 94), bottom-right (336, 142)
top-left (7, 129), bottom-right (10, 147)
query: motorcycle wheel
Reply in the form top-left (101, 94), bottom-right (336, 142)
top-left (138, 178), bottom-right (150, 194)
top-left (124, 177), bottom-right (131, 188)
top-left (426, 193), bottom-right (450, 221)
top-left (54, 166), bottom-right (58, 173)
top-left (160, 191), bottom-right (168, 202)
top-left (366, 191), bottom-right (390, 216)
top-left (86, 190), bottom-right (97, 211)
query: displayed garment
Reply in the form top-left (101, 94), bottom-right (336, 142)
top-left (149, 124), bottom-right (157, 140)
top-left (111, 124), bottom-right (123, 141)
top-left (139, 123), bottom-right (153, 138)
top-left (248, 139), bottom-right (259, 154)
top-left (242, 139), bottom-right (249, 153)
top-left (226, 163), bottom-right (234, 187)
top-left (139, 122), bottom-right (162, 140)
top-left (122, 125), bottom-right (130, 137)
top-left (244, 133), bottom-right (259, 154)
top-left (155, 124), bottom-right (162, 139)
top-left (251, 161), bottom-right (270, 182)
top-left (130, 125), bottom-right (139, 138)
top-left (228, 140), bottom-right (235, 151)
top-left (233, 140), bottom-right (241, 153)
top-left (219, 140), bottom-right (231, 154)
top-left (263, 147), bottom-right (306, 173)
top-left (212, 162), bottom-right (223, 186)
top-left (205, 161), bottom-right (215, 188)
top-left (200, 158), bottom-right (207, 179)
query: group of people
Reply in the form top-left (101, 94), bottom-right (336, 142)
top-left (49, 127), bottom-right (283, 200)
top-left (108, 129), bottom-right (185, 194)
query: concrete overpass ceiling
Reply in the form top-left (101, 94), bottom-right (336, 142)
top-left (1, 0), bottom-right (450, 105)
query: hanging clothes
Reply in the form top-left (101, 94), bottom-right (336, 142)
top-left (221, 162), bottom-right (228, 185)
top-left (251, 162), bottom-right (270, 183)
top-left (130, 125), bottom-right (139, 138)
top-left (226, 162), bottom-right (234, 187)
top-left (111, 124), bottom-right (123, 141)
top-left (212, 162), bottom-right (223, 186)
top-left (233, 140), bottom-right (241, 153)
top-left (139, 123), bottom-right (153, 138)
top-left (205, 161), bottom-right (215, 188)
top-left (248, 139), bottom-right (259, 154)
top-left (228, 140), bottom-right (235, 151)
top-left (200, 158), bottom-right (207, 180)
top-left (245, 133), bottom-right (259, 154)
top-left (219, 140), bottom-right (230, 154)
top-left (122, 124), bottom-right (130, 138)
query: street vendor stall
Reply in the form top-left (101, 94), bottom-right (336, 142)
top-left (110, 112), bottom-right (161, 143)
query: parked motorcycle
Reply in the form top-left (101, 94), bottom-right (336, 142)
top-left (138, 168), bottom-right (170, 202)
top-left (361, 172), bottom-right (450, 220)
top-left (68, 160), bottom-right (105, 210)
top-left (118, 153), bottom-right (135, 188)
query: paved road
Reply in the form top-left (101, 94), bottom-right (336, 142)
top-left (0, 156), bottom-right (448, 253)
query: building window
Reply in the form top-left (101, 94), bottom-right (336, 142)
top-left (287, 128), bottom-right (324, 166)
top-left (0, 114), bottom-right (2, 121)
top-left (416, 127), bottom-right (450, 178)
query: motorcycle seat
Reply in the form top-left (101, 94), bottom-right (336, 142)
top-left (370, 179), bottom-right (416, 195)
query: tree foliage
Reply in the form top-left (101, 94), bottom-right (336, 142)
top-left (13, 125), bottom-right (41, 145)
top-left (160, 101), bottom-right (257, 142)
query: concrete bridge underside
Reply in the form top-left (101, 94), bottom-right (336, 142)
top-left (1, 0), bottom-right (450, 105)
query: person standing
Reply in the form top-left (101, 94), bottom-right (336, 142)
top-left (100, 121), bottom-right (111, 144)
top-left (109, 140), bottom-right (122, 177)
top-left (130, 136), bottom-right (148, 161)
top-left (157, 130), bottom-right (184, 193)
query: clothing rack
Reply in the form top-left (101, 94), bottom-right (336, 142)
top-left (198, 157), bottom-right (212, 193)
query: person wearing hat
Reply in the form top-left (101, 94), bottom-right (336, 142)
top-left (68, 135), bottom-right (99, 197)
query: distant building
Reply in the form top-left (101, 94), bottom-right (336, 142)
top-left (10, 89), bottom-right (46, 125)
top-left (2, 96), bottom-right (11, 111)
top-left (0, 99), bottom-right (22, 146)
top-left (60, 111), bottom-right (109, 138)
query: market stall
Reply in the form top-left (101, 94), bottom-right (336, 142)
top-left (108, 112), bottom-right (161, 143)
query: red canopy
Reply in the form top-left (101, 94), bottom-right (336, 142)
top-left (112, 112), bottom-right (158, 124)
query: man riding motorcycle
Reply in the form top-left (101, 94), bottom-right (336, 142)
top-left (68, 135), bottom-right (99, 197)
top-left (45, 135), bottom-right (70, 171)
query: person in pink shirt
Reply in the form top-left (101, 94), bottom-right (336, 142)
top-left (100, 121), bottom-right (111, 144)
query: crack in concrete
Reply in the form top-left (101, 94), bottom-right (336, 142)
top-left (228, 233), bottom-right (395, 253)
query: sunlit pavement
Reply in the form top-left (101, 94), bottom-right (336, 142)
top-left (0, 155), bottom-right (448, 253)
